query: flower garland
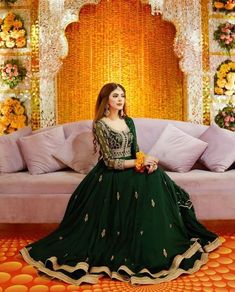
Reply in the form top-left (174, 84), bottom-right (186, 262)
top-left (0, 0), bottom-right (18, 4)
top-left (214, 60), bottom-right (235, 95)
top-left (0, 59), bottom-right (27, 89)
top-left (0, 97), bottom-right (27, 135)
top-left (0, 11), bottom-right (27, 49)
top-left (214, 22), bottom-right (235, 54)
top-left (213, 0), bottom-right (235, 13)
top-left (215, 102), bottom-right (235, 131)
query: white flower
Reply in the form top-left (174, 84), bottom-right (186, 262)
top-left (6, 40), bottom-right (15, 48)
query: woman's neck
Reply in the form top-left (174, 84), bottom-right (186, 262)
top-left (107, 110), bottom-right (120, 121)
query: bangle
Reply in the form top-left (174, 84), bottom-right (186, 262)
top-left (135, 151), bottom-right (146, 172)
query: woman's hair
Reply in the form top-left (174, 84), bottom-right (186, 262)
top-left (94, 82), bottom-right (127, 121)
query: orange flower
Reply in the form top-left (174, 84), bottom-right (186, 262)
top-left (0, 18), bottom-right (3, 25)
top-left (214, 1), bottom-right (224, 9)
top-left (13, 20), bottom-right (23, 29)
top-left (225, 3), bottom-right (235, 10)
top-left (7, 127), bottom-right (16, 134)
top-left (16, 36), bottom-right (26, 48)
top-left (5, 12), bottom-right (15, 22)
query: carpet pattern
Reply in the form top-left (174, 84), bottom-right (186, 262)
top-left (0, 224), bottom-right (235, 292)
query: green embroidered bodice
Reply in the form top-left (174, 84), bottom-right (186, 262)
top-left (93, 117), bottom-right (139, 170)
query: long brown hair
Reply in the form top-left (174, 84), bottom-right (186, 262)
top-left (94, 83), bottom-right (127, 121)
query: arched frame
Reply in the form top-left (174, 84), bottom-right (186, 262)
top-left (39, 0), bottom-right (203, 127)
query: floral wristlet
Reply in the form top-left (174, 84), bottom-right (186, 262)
top-left (135, 151), bottom-right (146, 173)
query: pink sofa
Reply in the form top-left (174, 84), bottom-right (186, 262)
top-left (0, 118), bottom-right (234, 223)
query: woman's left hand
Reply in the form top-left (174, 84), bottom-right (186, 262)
top-left (146, 156), bottom-right (159, 174)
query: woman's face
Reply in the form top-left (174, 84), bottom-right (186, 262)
top-left (108, 87), bottom-right (125, 112)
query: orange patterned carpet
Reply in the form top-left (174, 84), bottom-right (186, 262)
top-left (0, 223), bottom-right (235, 292)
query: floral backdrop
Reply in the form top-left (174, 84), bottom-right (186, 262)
top-left (0, 0), bottom-right (39, 134)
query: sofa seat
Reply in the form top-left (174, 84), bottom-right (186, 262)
top-left (168, 169), bottom-right (235, 220)
top-left (0, 170), bottom-right (84, 194)
top-left (0, 168), bottom-right (234, 223)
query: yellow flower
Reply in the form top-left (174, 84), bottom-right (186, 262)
top-left (17, 29), bottom-right (26, 38)
top-left (217, 72), bottom-right (226, 79)
top-left (15, 105), bottom-right (25, 115)
top-left (214, 87), bottom-right (224, 95)
top-left (221, 64), bottom-right (230, 72)
top-left (0, 98), bottom-right (27, 133)
top-left (1, 105), bottom-right (10, 115)
top-left (1, 24), bottom-right (11, 32)
top-left (0, 31), bottom-right (9, 41)
top-left (0, 116), bottom-right (10, 126)
top-left (217, 78), bottom-right (227, 88)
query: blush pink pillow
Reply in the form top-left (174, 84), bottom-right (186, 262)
top-left (19, 126), bottom-right (66, 174)
top-left (199, 124), bottom-right (235, 172)
top-left (148, 124), bottom-right (208, 172)
top-left (0, 126), bottom-right (32, 173)
top-left (53, 131), bottom-right (99, 174)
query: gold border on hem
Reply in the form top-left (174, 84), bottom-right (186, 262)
top-left (19, 236), bottom-right (221, 286)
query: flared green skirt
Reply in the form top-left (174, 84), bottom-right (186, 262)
top-left (20, 159), bottom-right (221, 285)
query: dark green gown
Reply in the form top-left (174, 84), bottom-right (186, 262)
top-left (20, 117), bottom-right (221, 285)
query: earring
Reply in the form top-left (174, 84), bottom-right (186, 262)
top-left (104, 104), bottom-right (110, 117)
top-left (120, 109), bottom-right (124, 117)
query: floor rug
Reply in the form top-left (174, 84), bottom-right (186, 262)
top-left (0, 223), bottom-right (235, 292)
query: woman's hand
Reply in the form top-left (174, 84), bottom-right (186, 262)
top-left (144, 155), bottom-right (159, 174)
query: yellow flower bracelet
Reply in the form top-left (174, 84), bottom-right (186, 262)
top-left (135, 151), bottom-right (146, 172)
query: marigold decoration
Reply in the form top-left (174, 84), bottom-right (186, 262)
top-left (0, 11), bottom-right (27, 49)
top-left (0, 59), bottom-right (27, 89)
top-left (215, 102), bottom-right (235, 131)
top-left (135, 151), bottom-right (146, 173)
top-left (214, 60), bottom-right (235, 96)
top-left (0, 0), bottom-right (18, 4)
top-left (0, 97), bottom-right (27, 135)
top-left (214, 22), bottom-right (235, 55)
top-left (213, 0), bottom-right (235, 13)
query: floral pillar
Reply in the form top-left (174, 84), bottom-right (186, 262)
top-left (0, 1), bottom-right (32, 134)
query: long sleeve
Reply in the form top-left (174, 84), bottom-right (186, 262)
top-left (125, 117), bottom-right (139, 155)
top-left (93, 121), bottom-right (125, 170)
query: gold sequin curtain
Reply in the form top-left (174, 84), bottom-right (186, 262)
top-left (57, 0), bottom-right (184, 123)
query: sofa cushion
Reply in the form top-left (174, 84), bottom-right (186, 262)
top-left (53, 131), bottom-right (99, 174)
top-left (0, 126), bottom-right (32, 173)
top-left (133, 118), bottom-right (208, 153)
top-left (148, 124), bottom-right (208, 172)
top-left (199, 124), bottom-right (235, 172)
top-left (19, 126), bottom-right (66, 174)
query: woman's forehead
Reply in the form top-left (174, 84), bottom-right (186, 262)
top-left (110, 87), bottom-right (124, 94)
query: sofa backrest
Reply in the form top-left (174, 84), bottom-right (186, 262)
top-left (47, 118), bottom-right (207, 153)
top-left (133, 118), bottom-right (208, 152)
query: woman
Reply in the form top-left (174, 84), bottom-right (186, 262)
top-left (20, 83), bottom-right (221, 286)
